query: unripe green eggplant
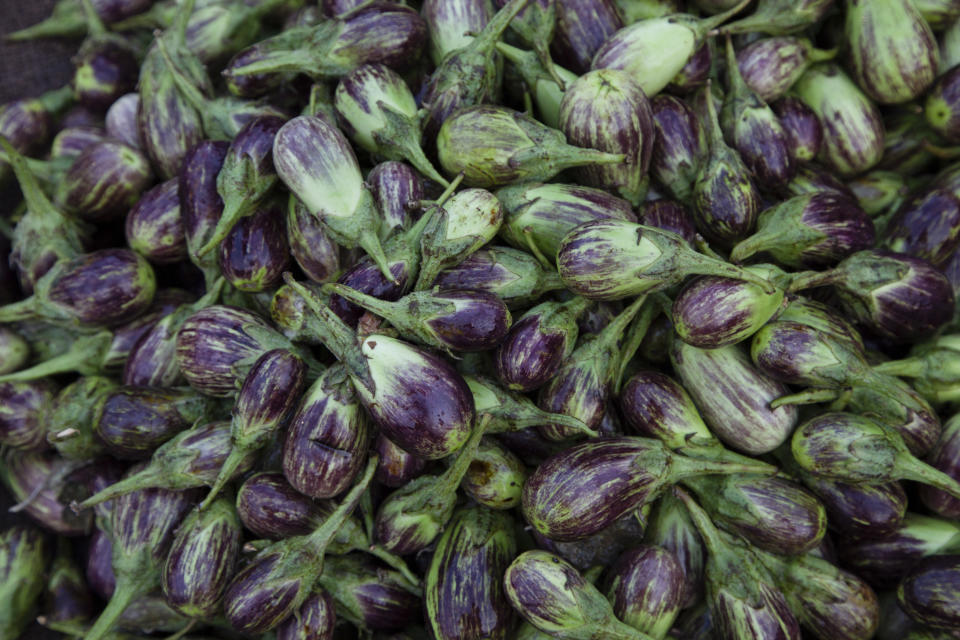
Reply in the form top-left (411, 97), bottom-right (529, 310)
top-left (672, 265), bottom-right (785, 349)
top-left (792, 412), bottom-right (960, 499)
top-left (504, 550), bottom-right (654, 639)
top-left (521, 436), bottom-right (773, 541)
top-left (162, 494), bottom-right (242, 618)
top-left (897, 554), bottom-right (960, 630)
top-left (756, 549), bottom-right (880, 640)
top-left (460, 436), bottom-right (527, 509)
top-left (604, 545), bottom-right (684, 639)
top-left (671, 340), bottom-right (798, 455)
top-left (556, 219), bottom-right (775, 301)
top-left (793, 64), bottom-right (884, 176)
top-left (422, 0), bottom-right (492, 65)
top-left (846, 0), bottom-right (939, 105)
top-left (559, 68), bottom-right (654, 205)
top-left (0, 525), bottom-right (47, 640)
top-left (436, 105), bottom-right (624, 188)
top-left (426, 506), bottom-right (516, 640)
top-left (590, 2), bottom-right (749, 97)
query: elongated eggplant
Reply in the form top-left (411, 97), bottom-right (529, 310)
top-left (921, 413), bottom-right (960, 518)
top-left (368, 161), bottom-right (424, 238)
top-left (126, 179), bottom-right (187, 265)
top-left (557, 219), bottom-right (775, 301)
top-left (736, 37), bottom-right (836, 102)
top-left (162, 494), bottom-right (242, 617)
top-left (0, 525), bottom-right (48, 640)
top-left (282, 364), bottom-right (371, 499)
top-left (649, 94), bottom-right (708, 203)
top-left (287, 196), bottom-right (341, 285)
top-left (716, 0), bottom-right (835, 36)
top-left (604, 545), bottom-right (684, 639)
top-left (434, 245), bottom-right (566, 307)
top-left (504, 550), bottom-right (653, 639)
top-left (792, 412), bottom-right (960, 499)
top-left (426, 506), bottom-right (516, 640)
top-left (670, 340), bottom-right (798, 455)
top-left (559, 68), bottom-right (654, 205)
top-left (897, 554), bottom-right (960, 629)
top-left (521, 436), bottom-right (773, 541)
top-left (316, 554), bottom-right (421, 631)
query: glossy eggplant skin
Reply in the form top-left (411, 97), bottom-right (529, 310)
top-left (125, 179), bottom-right (188, 265)
top-left (276, 589), bottom-right (336, 640)
top-left (316, 554), bottom-right (422, 631)
top-left (551, 0), bottom-right (623, 73)
top-left (0, 379), bottom-right (56, 451)
top-left (921, 413), bottom-right (960, 518)
top-left (604, 545), bottom-right (685, 639)
top-left (897, 554), bottom-right (960, 630)
top-left (236, 472), bottom-right (323, 540)
top-left (425, 506), bottom-right (517, 640)
top-left (219, 202), bottom-right (291, 292)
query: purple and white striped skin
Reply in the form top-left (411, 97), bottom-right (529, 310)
top-left (287, 197), bottom-right (341, 285)
top-left (604, 545), bottom-right (685, 638)
top-left (368, 161), bottom-right (424, 236)
top-left (283, 365), bottom-right (371, 499)
top-left (316, 555), bottom-right (423, 631)
top-left (236, 472), bottom-right (324, 540)
top-left (736, 37), bottom-right (834, 103)
top-left (375, 434), bottom-right (428, 488)
top-left (551, 0), bottom-right (622, 73)
top-left (650, 95), bottom-right (708, 203)
top-left (0, 379), bottom-right (56, 451)
top-left (921, 413), bottom-right (960, 519)
top-left (60, 141), bottom-right (154, 222)
top-left (87, 526), bottom-right (116, 600)
top-left (179, 140), bottom-right (228, 280)
top-left (276, 590), bottom-right (336, 640)
top-left (126, 179), bottom-right (187, 265)
top-left (218, 202), bottom-right (291, 292)
top-left (559, 69), bottom-right (655, 206)
top-left (91, 0), bottom-right (153, 23)
top-left (1, 451), bottom-right (92, 536)
top-left (106, 94), bottom-right (142, 149)
top-left (639, 200), bottom-right (697, 247)
top-left (772, 96), bottom-right (823, 164)
top-left (422, 0), bottom-right (492, 64)
top-left (49, 126), bottom-right (108, 161)
top-left (668, 40), bottom-right (711, 94)
top-left (72, 38), bottom-right (140, 111)
top-left (898, 554), bottom-right (960, 629)
top-left (644, 492), bottom-right (705, 609)
top-left (797, 471), bottom-right (908, 538)
top-left (883, 168), bottom-right (960, 268)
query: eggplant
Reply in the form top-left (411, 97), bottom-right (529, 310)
top-left (0, 86), bottom-right (73, 182)
top-left (44, 537), bottom-right (96, 627)
top-left (467, 374), bottom-right (593, 437)
top-left (0, 379), bottom-right (56, 451)
top-left (882, 165), bottom-right (960, 268)
top-left (670, 340), bottom-right (798, 455)
top-left (773, 96), bottom-right (824, 164)
top-left (551, 0), bottom-right (622, 73)
top-left (287, 196), bottom-right (341, 285)
top-left (367, 161), bottom-right (424, 238)
top-left (557, 219), bottom-right (775, 301)
top-left (179, 140), bottom-right (228, 286)
top-left (604, 546), bottom-right (684, 639)
top-left (497, 42), bottom-right (580, 130)
top-left (316, 554), bottom-right (421, 631)
top-left (70, 1), bottom-right (140, 111)
top-left (0, 525), bottom-right (48, 640)
top-left (897, 554), bottom-right (960, 629)
top-left (375, 434), bottom-right (429, 487)
top-left (434, 245), bottom-right (566, 308)
top-left (638, 200), bottom-right (697, 247)
top-left (125, 179), bottom-right (187, 265)
top-left (558, 68), bottom-right (655, 205)
top-left (521, 436), bottom-right (772, 541)
top-left (458, 435), bottom-right (527, 509)
top-left (276, 589), bottom-right (335, 640)
top-left (736, 36), bottom-right (836, 102)
top-left (86, 527), bottom-right (115, 601)
top-left (1, 451), bottom-right (92, 536)
top-left (105, 93), bottom-right (141, 149)
top-left (425, 506), bottom-right (516, 640)
top-left (920, 412), bottom-right (960, 518)
top-left (716, 0), bottom-right (834, 35)
top-left (643, 491), bottom-right (705, 608)
top-left (422, 0), bottom-right (492, 64)
top-left (668, 40), bottom-right (711, 93)
top-left (649, 94), bottom-right (708, 203)
top-left (282, 364), bottom-right (371, 500)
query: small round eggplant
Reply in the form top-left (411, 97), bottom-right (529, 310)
top-left (897, 554), bottom-right (960, 629)
top-left (71, 31), bottom-right (139, 111)
top-left (0, 379), bottom-right (56, 451)
top-left (736, 37), bottom-right (835, 102)
top-left (604, 545), bottom-right (684, 639)
top-left (426, 506), bottom-right (516, 640)
top-left (0, 525), bottom-right (48, 640)
top-left (236, 472), bottom-right (324, 539)
top-left (59, 141), bottom-right (154, 222)
top-left (460, 436), bottom-right (527, 509)
top-left (773, 96), bottom-right (823, 164)
top-left (276, 589), bottom-right (336, 640)
top-left (125, 179), bottom-right (187, 265)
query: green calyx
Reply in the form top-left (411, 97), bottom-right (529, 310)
top-left (465, 374), bottom-right (597, 436)
top-left (0, 330), bottom-right (112, 382)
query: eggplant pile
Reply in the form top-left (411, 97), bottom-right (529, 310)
top-left (3, 0), bottom-right (960, 639)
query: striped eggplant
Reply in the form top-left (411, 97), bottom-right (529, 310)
top-left (0, 525), bottom-right (47, 640)
top-left (604, 546), bottom-right (684, 639)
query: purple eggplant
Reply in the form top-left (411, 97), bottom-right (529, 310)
top-left (676, 488), bottom-right (801, 640)
top-left (82, 483), bottom-right (197, 640)
top-left (375, 434), bottom-right (428, 488)
top-left (93, 386), bottom-right (216, 460)
top-left (282, 364), bottom-right (371, 500)
top-left (70, 2), bottom-right (139, 111)
top-left (672, 265), bottom-right (785, 349)
top-left (792, 412), bottom-right (960, 499)
top-left (0, 249), bottom-right (156, 330)
top-left (787, 249), bottom-right (955, 342)
top-left (0, 525), bottom-right (48, 640)
top-left (649, 94), bottom-right (708, 203)
top-left (495, 297), bottom-right (591, 392)
top-left (668, 40), bottom-right (712, 94)
top-left (325, 284), bottom-right (512, 353)
top-left (0, 452), bottom-right (92, 536)
top-left (773, 96), bottom-right (824, 164)
top-left (557, 219), bottom-right (775, 301)
top-left (670, 340), bottom-right (798, 456)
top-left (426, 506), bottom-right (516, 640)
top-left (921, 413), bottom-right (960, 518)
top-left (882, 167), bottom-right (960, 268)
top-left (44, 537), bottom-right (96, 627)
top-left (221, 457), bottom-right (377, 633)
top-left (459, 435), bottom-right (527, 509)
top-left (784, 163), bottom-right (857, 200)
top-left (287, 278), bottom-right (476, 460)
top-left (276, 589), bottom-right (335, 640)
top-left (316, 554), bottom-right (421, 631)
top-left (287, 196), bottom-right (341, 285)
top-left (55, 140), bottom-right (154, 223)
top-left (368, 161), bottom-right (424, 237)
top-left (0, 379), bottom-right (56, 451)
top-left (604, 545), bottom-right (684, 639)
top-left (644, 491), bottom-right (704, 609)
top-left (105, 93), bottom-right (141, 149)
top-left (559, 68), bottom-right (655, 205)
top-left (869, 335), bottom-right (960, 407)
top-left (86, 527), bottom-right (115, 601)
top-left (497, 41), bottom-right (578, 130)
top-left (0, 86), bottom-right (73, 182)
top-left (125, 178), bottom-right (186, 265)
top-left (161, 494), bottom-right (242, 617)
top-left (180, 140), bottom-right (228, 286)
top-left (736, 37), bottom-right (836, 103)
top-left (422, 0), bottom-right (491, 64)
top-left (897, 554), bottom-right (960, 630)
top-left (638, 200), bottom-right (696, 247)
top-left (435, 245), bottom-right (565, 308)
top-left (497, 181), bottom-right (637, 263)
top-left (49, 126), bottom-right (108, 161)
top-left (218, 200), bottom-right (291, 292)
top-left (522, 436), bottom-right (772, 541)
top-left (77, 421), bottom-right (246, 509)
top-left (504, 550), bottom-right (651, 639)
top-left (551, 0), bottom-right (621, 73)
top-left (467, 374), bottom-right (594, 438)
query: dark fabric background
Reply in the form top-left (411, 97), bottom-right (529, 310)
top-left (1, 3), bottom-right (79, 638)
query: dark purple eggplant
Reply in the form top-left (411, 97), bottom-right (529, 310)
top-left (898, 554), bottom-right (960, 630)
top-left (550, 0), bottom-right (621, 74)
top-left (287, 278), bottom-right (476, 460)
top-left (838, 513), bottom-right (960, 589)
top-left (921, 413), bottom-right (960, 518)
top-left (70, 2), bottom-right (140, 111)
top-left (638, 200), bottom-right (696, 247)
top-left (276, 589), bottom-right (336, 640)
top-left (755, 548), bottom-right (880, 640)
top-left (93, 386), bottom-right (215, 460)
top-left (1, 451), bottom-right (92, 536)
top-left (559, 68), bottom-right (655, 206)
top-left (504, 550), bottom-right (649, 639)
top-left (44, 537), bottom-right (96, 627)
top-left (604, 545), bottom-right (684, 639)
top-left (425, 506), bottom-right (516, 640)
top-left (282, 364), bottom-right (371, 499)
top-left (434, 245), bottom-right (566, 308)
top-left (773, 95), bottom-right (823, 164)
top-left (221, 457), bottom-right (376, 633)
top-left (681, 474), bottom-right (827, 555)
top-left (521, 436), bottom-right (772, 542)
top-left (125, 178), bottom-right (186, 265)
top-left (494, 296), bottom-right (591, 392)
top-left (316, 554), bottom-right (421, 632)
top-left (0, 379), bottom-right (56, 451)
top-left (787, 249), bottom-right (955, 342)
top-left (670, 340), bottom-right (798, 456)
top-left (325, 285), bottom-right (512, 353)
top-left (375, 434), bottom-right (427, 488)
top-left (0, 86), bottom-right (73, 182)
top-left (77, 421), bottom-right (244, 509)
top-left (180, 140), bottom-right (228, 285)
top-left (668, 39), bottom-right (712, 94)
top-left (784, 163), bottom-right (857, 200)
top-left (86, 527), bottom-right (115, 601)
top-left (791, 412), bottom-right (960, 499)
top-left (644, 491), bottom-right (704, 609)
top-left (161, 494), bottom-right (242, 617)
top-left (0, 524), bottom-right (48, 640)
top-left (882, 169), bottom-right (960, 269)
top-left (676, 487), bottom-right (802, 640)
top-left (736, 37), bottom-right (836, 102)
top-left (287, 196), bottom-right (340, 285)
top-left (368, 161), bottom-right (424, 238)
top-left (218, 200), bottom-right (291, 292)
top-left (497, 181), bottom-right (637, 263)
top-left (105, 93), bottom-right (141, 149)
top-left (82, 483), bottom-right (197, 640)
top-left (649, 94), bottom-right (708, 203)
top-left (672, 265), bottom-right (785, 349)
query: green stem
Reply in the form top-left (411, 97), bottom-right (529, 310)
top-left (37, 85), bottom-right (75, 115)
top-left (432, 416), bottom-right (491, 502)
top-left (701, 79), bottom-right (725, 146)
top-left (195, 195), bottom-right (256, 258)
top-left (595, 294), bottom-right (648, 354)
top-left (76, 467), bottom-right (165, 510)
top-left (677, 444), bottom-right (778, 473)
top-left (809, 45), bottom-right (837, 63)
top-left (785, 269), bottom-right (841, 293)
top-left (728, 229), bottom-right (778, 263)
top-left (198, 445), bottom-right (250, 510)
top-left (170, 0), bottom-right (197, 48)
top-left (694, 0), bottom-right (752, 37)
top-left (670, 448), bottom-right (779, 480)
top-left (615, 299), bottom-right (658, 394)
top-left (672, 486), bottom-right (726, 555)
top-left (5, 6), bottom-right (87, 41)
top-left (683, 251), bottom-right (778, 294)
top-left (0, 136), bottom-right (62, 222)
top-left (376, 104), bottom-right (449, 187)
top-left (358, 228), bottom-right (397, 284)
top-left (83, 574), bottom-right (150, 640)
top-left (367, 546), bottom-right (421, 587)
top-left (306, 455), bottom-right (379, 551)
top-left (0, 331), bottom-right (111, 382)
top-left (898, 455), bottom-right (960, 500)
top-left (0, 296), bottom-right (38, 324)
top-left (470, 0), bottom-right (531, 55)
top-left (873, 356), bottom-right (927, 379)
top-left (155, 35), bottom-right (210, 114)
top-left (769, 388), bottom-right (841, 409)
top-left (228, 48), bottom-right (320, 77)
top-left (522, 227), bottom-right (552, 270)
top-left (324, 283), bottom-right (402, 321)
top-left (79, 0), bottom-right (107, 37)
top-left (536, 143), bottom-right (626, 173)
top-left (724, 35), bottom-right (749, 99)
